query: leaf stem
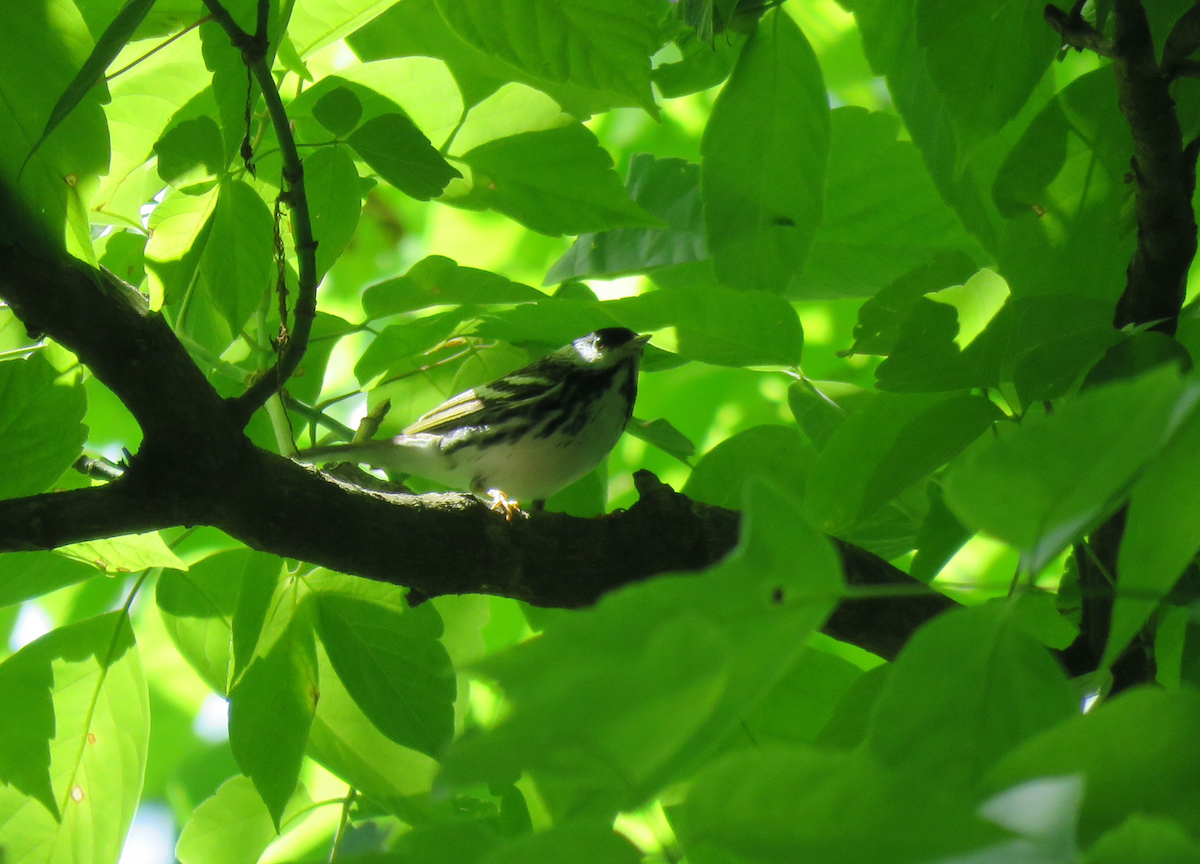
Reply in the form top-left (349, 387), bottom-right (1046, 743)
top-left (328, 787), bottom-right (357, 862)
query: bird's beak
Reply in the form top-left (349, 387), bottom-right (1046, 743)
top-left (631, 334), bottom-right (652, 351)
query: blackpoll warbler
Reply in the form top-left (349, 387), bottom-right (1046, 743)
top-left (299, 327), bottom-right (651, 517)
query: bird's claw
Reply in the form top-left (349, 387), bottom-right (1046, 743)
top-left (486, 489), bottom-right (528, 521)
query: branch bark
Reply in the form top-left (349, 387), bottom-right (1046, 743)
top-left (1110, 0), bottom-right (1199, 333)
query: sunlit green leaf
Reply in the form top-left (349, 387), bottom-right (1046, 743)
top-left (0, 354), bottom-right (88, 501)
top-left (176, 775), bottom-right (313, 864)
top-left (57, 531), bottom-right (186, 574)
top-left (0, 612), bottom-right (149, 864)
top-left (433, 0), bottom-right (664, 112)
top-left (228, 602), bottom-right (318, 829)
top-left (0, 0), bottom-right (110, 254)
top-left (362, 255), bottom-right (543, 319)
top-left (305, 144), bottom-right (363, 279)
top-left (314, 594), bottom-right (456, 757)
top-left (0, 552), bottom-right (97, 607)
top-left (545, 154), bottom-right (705, 285)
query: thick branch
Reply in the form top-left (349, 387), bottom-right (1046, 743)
top-left (0, 455), bottom-right (953, 661)
top-left (1111, 0), bottom-right (1198, 332)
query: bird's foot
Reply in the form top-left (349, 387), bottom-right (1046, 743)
top-left (485, 488), bottom-right (528, 521)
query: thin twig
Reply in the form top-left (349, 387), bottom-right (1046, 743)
top-left (105, 15), bottom-right (213, 82)
top-left (1044, 3), bottom-right (1116, 57)
top-left (328, 787), bottom-right (357, 863)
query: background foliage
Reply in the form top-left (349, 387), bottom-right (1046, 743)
top-left (4, 0), bottom-right (1200, 862)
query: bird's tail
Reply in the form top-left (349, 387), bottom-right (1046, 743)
top-left (294, 436), bottom-right (436, 476)
top-left (295, 440), bottom-right (395, 469)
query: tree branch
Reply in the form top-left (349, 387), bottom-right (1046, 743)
top-left (1110, 0), bottom-right (1198, 333)
top-left (1044, 3), bottom-right (1116, 58)
top-left (0, 454), bottom-right (953, 661)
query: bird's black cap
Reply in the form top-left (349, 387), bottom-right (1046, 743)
top-left (593, 327), bottom-right (639, 349)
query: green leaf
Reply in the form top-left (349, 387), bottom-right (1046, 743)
top-left (987, 688), bottom-right (1200, 844)
top-left (1084, 815), bottom-right (1200, 864)
top-left (347, 112), bottom-right (462, 201)
top-left (199, 179), bottom-right (274, 341)
top-left (354, 308), bottom-right (472, 384)
top-left (0, 552), bottom-right (98, 607)
top-left (23, 0), bottom-right (154, 171)
top-left (0, 0), bottom-right (111, 254)
top-left (287, 0), bottom-right (402, 58)
top-left (440, 480), bottom-right (842, 810)
top-left (144, 186), bottom-right (218, 311)
top-left (545, 154), bottom-right (705, 285)
top-left (678, 746), bottom-right (995, 864)
top-left (176, 775), bottom-right (313, 864)
top-left (156, 549), bottom-right (282, 694)
top-left (92, 24), bottom-right (211, 229)
top-left (0, 354), bottom-right (88, 501)
top-left (455, 124), bottom-right (658, 236)
top-left (790, 108), bottom-right (981, 300)
top-left (362, 255), bottom-right (544, 319)
top-left (909, 483), bottom-right (971, 582)
top-left (652, 28), bottom-right (744, 99)
top-left (738, 648), bottom-right (865, 748)
top-left (228, 602), bottom-right (319, 830)
top-left (868, 601), bottom-right (1077, 787)
top-left (0, 612), bottom-right (149, 864)
top-left (1012, 327), bottom-right (1126, 406)
top-left (609, 286), bottom-right (803, 367)
top-left (805, 392), bottom-right (1002, 535)
top-left (433, 0), bottom-right (664, 113)
top-left (477, 824), bottom-right (642, 864)
top-left (701, 8), bottom-right (829, 293)
top-left (625, 416), bottom-right (696, 465)
top-left (683, 425), bottom-right (815, 510)
top-left (153, 114), bottom-right (224, 189)
top-left (307, 643), bottom-right (440, 812)
top-left (0, 641), bottom-right (57, 816)
top-left (993, 70), bottom-right (1135, 304)
top-left (57, 531), bottom-right (187, 573)
top-left (350, 0), bottom-right (634, 117)
top-left (314, 594), bottom-right (456, 758)
top-left (944, 369), bottom-right (1185, 572)
top-left (305, 144), bottom-right (363, 279)
top-left (1109, 403), bottom-right (1200, 665)
top-left (288, 60), bottom-right (463, 152)
top-left (312, 87), bottom-right (364, 137)
top-left (914, 0), bottom-right (1057, 142)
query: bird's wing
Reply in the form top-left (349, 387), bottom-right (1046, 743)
top-left (403, 388), bottom-right (488, 434)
